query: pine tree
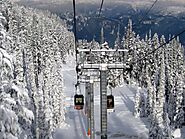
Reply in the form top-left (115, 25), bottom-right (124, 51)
top-left (145, 66), bottom-right (153, 118)
top-left (3, 2), bottom-right (74, 138)
top-left (122, 19), bottom-right (136, 83)
top-left (0, 6), bottom-right (33, 138)
top-left (173, 42), bottom-right (184, 128)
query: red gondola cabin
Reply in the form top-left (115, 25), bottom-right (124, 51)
top-left (74, 94), bottom-right (84, 110)
top-left (107, 95), bottom-right (114, 109)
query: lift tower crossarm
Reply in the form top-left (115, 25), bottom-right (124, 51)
top-left (76, 47), bottom-right (128, 139)
top-left (78, 63), bottom-right (129, 70)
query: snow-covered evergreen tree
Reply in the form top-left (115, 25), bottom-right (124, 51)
top-left (0, 5), bottom-right (33, 138)
top-left (121, 20), bottom-right (185, 138)
top-left (122, 19), bottom-right (136, 83)
top-left (173, 41), bottom-right (184, 128)
top-left (1, 1), bottom-right (75, 138)
top-left (145, 66), bottom-right (153, 118)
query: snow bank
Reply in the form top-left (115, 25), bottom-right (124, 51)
top-left (173, 128), bottom-right (181, 138)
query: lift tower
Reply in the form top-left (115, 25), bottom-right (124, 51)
top-left (76, 47), bottom-right (128, 139)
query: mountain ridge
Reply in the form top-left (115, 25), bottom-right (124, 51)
top-left (15, 0), bottom-right (185, 46)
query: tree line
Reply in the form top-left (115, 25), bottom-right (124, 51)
top-left (0, 0), bottom-right (75, 138)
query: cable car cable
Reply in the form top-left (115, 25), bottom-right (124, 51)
top-left (73, 0), bottom-right (158, 85)
top-left (72, 0), bottom-right (157, 48)
top-left (133, 27), bottom-right (185, 65)
top-left (95, 0), bottom-right (158, 28)
top-left (110, 86), bottom-right (112, 95)
top-left (86, 0), bottom-right (159, 87)
top-left (98, 0), bottom-right (104, 17)
top-left (79, 83), bottom-right (82, 94)
top-left (133, 0), bottom-right (158, 29)
top-left (72, 0), bottom-right (81, 86)
top-left (73, 0), bottom-right (77, 62)
top-left (89, 0), bottom-right (158, 49)
top-left (111, 26), bottom-right (185, 83)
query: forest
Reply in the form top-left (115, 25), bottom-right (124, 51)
top-left (0, 0), bottom-right (185, 138)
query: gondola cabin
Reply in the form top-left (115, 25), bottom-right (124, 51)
top-left (107, 95), bottom-right (114, 109)
top-left (74, 94), bottom-right (84, 110)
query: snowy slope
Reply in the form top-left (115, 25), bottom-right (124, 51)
top-left (54, 55), bottom-right (149, 139)
top-left (53, 54), bottom-right (185, 139)
top-left (95, 85), bottom-right (149, 139)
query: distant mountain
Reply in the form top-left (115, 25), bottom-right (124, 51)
top-left (13, 0), bottom-right (185, 3)
top-left (16, 0), bottom-right (185, 46)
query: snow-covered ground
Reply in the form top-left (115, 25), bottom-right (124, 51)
top-left (53, 58), bottom-right (150, 139)
top-left (52, 55), bottom-right (185, 139)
